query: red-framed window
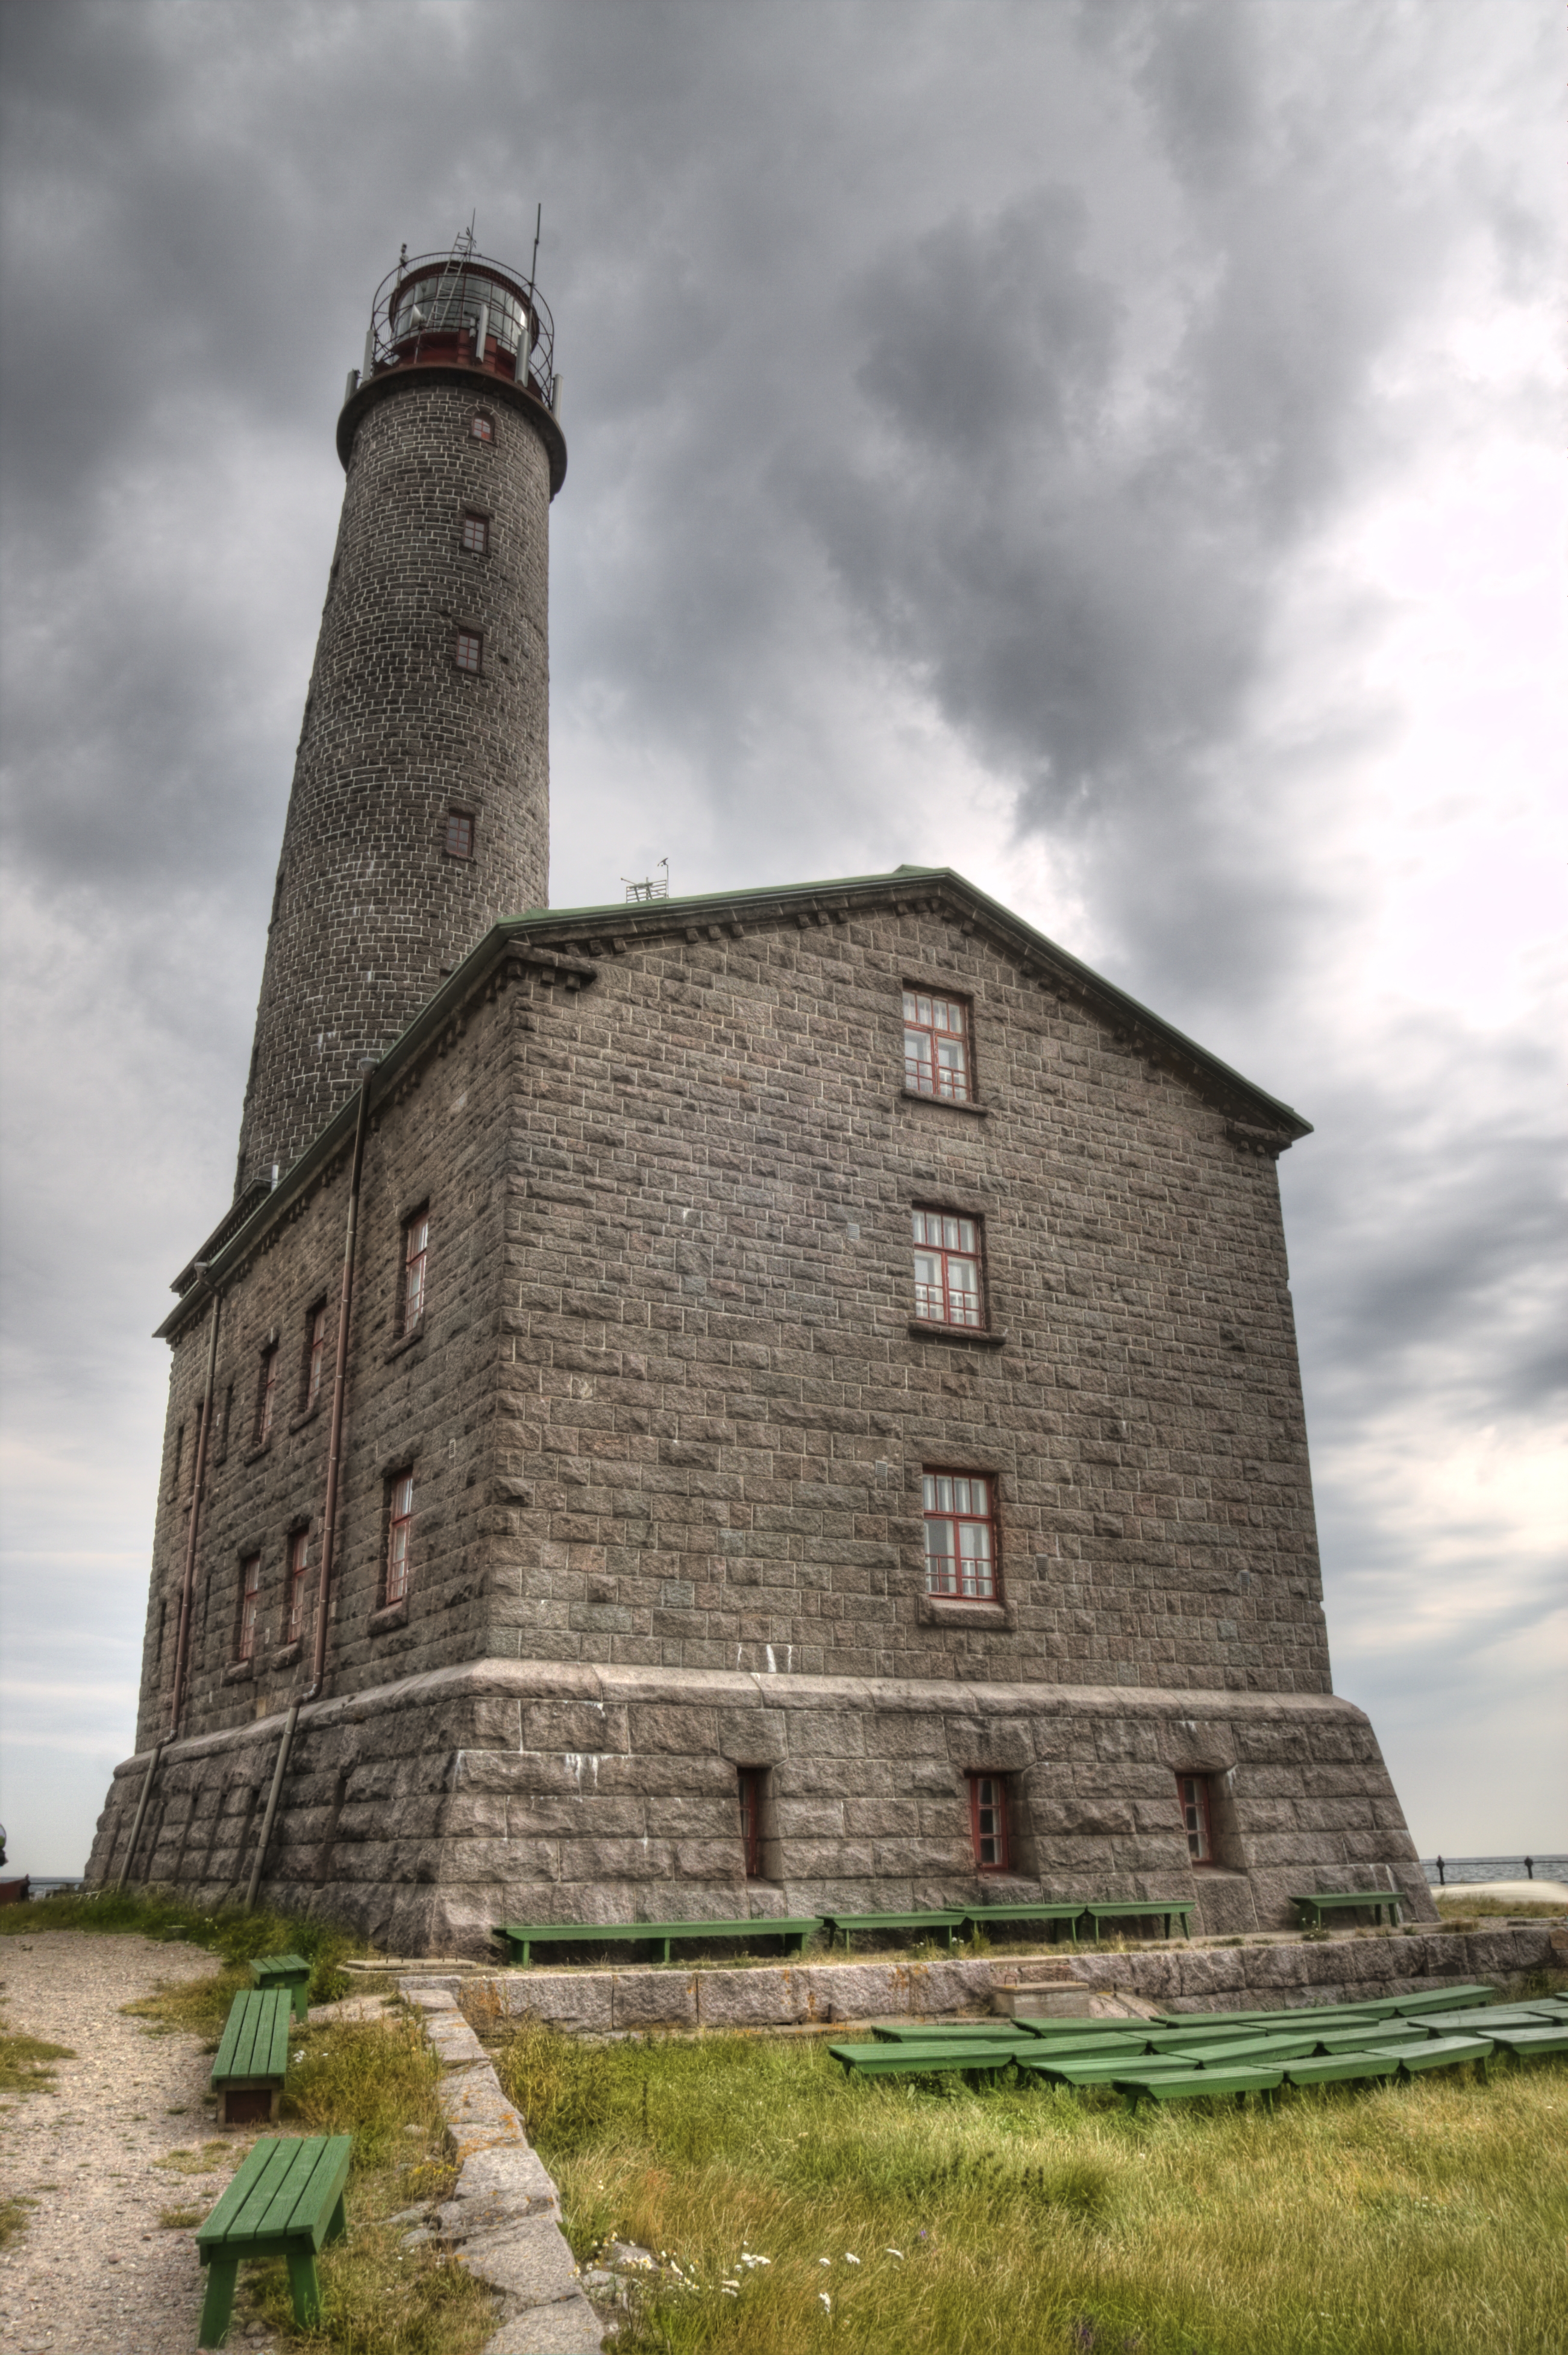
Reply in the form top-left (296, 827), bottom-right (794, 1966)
top-left (903, 990), bottom-right (971, 1102)
top-left (403, 1209), bottom-right (430, 1329)
top-left (1177, 1772), bottom-right (1214, 1866)
top-left (236, 1552), bottom-right (262, 1663)
top-left (968, 1772), bottom-right (1009, 1871)
top-left (304, 1303), bottom-right (328, 1410)
top-left (257, 1346), bottom-right (278, 1443)
top-left (284, 1529), bottom-right (310, 1645)
top-left (386, 1472), bottom-right (415, 1606)
top-left (923, 1471), bottom-right (997, 1599)
top-left (454, 630), bottom-right (483, 674)
top-left (469, 412), bottom-right (494, 443)
top-left (460, 510), bottom-right (489, 554)
top-left (738, 1768), bottom-right (764, 1878)
top-left (445, 808), bottom-right (474, 859)
top-left (911, 1209), bottom-right (983, 1327)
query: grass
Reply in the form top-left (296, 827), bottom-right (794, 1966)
top-left (1434, 1896), bottom-right (1567, 1921)
top-left (491, 2019), bottom-right (1568, 2355)
top-left (0, 2197), bottom-right (36, 2249)
top-left (0, 2027), bottom-right (76, 2096)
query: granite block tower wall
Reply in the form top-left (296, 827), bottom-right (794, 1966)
top-left (87, 241), bottom-right (1435, 1952)
top-left (234, 243), bottom-right (566, 1194)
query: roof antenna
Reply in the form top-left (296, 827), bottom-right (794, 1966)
top-left (622, 856), bottom-right (669, 905)
top-left (529, 202), bottom-right (542, 299)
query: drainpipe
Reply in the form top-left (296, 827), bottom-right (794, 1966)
top-left (244, 1702), bottom-right (298, 1913)
top-left (244, 1073), bottom-right (371, 1913)
top-left (169, 1272), bottom-right (223, 1740)
top-left (307, 1070), bottom-right (373, 1702)
top-left (114, 1740), bottom-right (166, 1893)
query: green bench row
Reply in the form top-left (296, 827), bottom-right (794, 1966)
top-left (827, 1995), bottom-right (1568, 2106)
top-left (492, 1897), bottom-right (1202, 1966)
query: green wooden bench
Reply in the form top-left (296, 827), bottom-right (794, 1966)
top-left (962, 1901), bottom-right (1086, 1945)
top-left (1280, 2051), bottom-right (1403, 2089)
top-left (1154, 2005), bottom-right (1382, 2030)
top-left (1020, 2053), bottom-right (1191, 2088)
top-left (821, 1910), bottom-right (966, 1954)
top-left (828, 2037), bottom-right (1031, 2083)
top-left (1161, 2033), bottom-right (1325, 2066)
top-left (1289, 1890), bottom-right (1403, 1930)
top-left (494, 1915), bottom-right (821, 1966)
top-left (1412, 2007), bottom-right (1557, 2036)
top-left (251, 1951), bottom-right (313, 2022)
top-left (1384, 2035), bottom-right (1493, 2080)
top-left (211, 1987), bottom-right (293, 2128)
top-left (1011, 2015), bottom-right (1155, 2039)
top-left (1483, 2025), bottom-right (1568, 2063)
top-left (196, 2132), bottom-right (351, 2347)
top-left (1388, 1986), bottom-right (1495, 2016)
top-left (870, 2020), bottom-right (1025, 2042)
top-left (1014, 2029), bottom-right (1158, 2057)
top-left (1082, 1899), bottom-right (1196, 1942)
top-left (1115, 2063), bottom-right (1283, 2112)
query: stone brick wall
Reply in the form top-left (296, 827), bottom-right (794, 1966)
top-left (488, 901), bottom-right (1330, 1695)
top-left (234, 375), bottom-right (556, 1194)
top-left (136, 983), bottom-right (516, 1757)
top-left (91, 1660), bottom-right (1432, 1953)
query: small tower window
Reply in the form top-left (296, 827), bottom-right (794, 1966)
top-left (1177, 1772), bottom-right (1215, 1866)
top-left (923, 1470), bottom-right (997, 1598)
top-left (912, 1209), bottom-right (984, 1328)
top-left (903, 989), bottom-right (971, 1102)
top-left (454, 630), bottom-right (483, 675)
top-left (284, 1528), bottom-right (310, 1645)
top-left (469, 412), bottom-right (494, 443)
top-left (461, 511), bottom-right (489, 555)
top-left (236, 1552), bottom-right (262, 1662)
top-left (401, 1208), bottom-right (430, 1331)
top-left (386, 1472), bottom-right (415, 1607)
top-left (445, 809), bottom-right (474, 860)
top-left (967, 1772), bottom-right (1010, 1871)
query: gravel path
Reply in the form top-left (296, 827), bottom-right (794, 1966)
top-left (0, 1932), bottom-right (272, 2355)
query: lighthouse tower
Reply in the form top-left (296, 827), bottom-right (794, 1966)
top-left (234, 235), bottom-right (566, 1194)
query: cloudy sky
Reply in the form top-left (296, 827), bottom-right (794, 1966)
top-left (1, 0), bottom-right (1561, 1874)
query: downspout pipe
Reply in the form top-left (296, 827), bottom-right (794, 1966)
top-left (169, 1271), bottom-right (223, 1740)
top-left (114, 1740), bottom-right (166, 1893)
top-left (307, 1070), bottom-right (373, 1702)
top-left (243, 1070), bottom-right (372, 1915)
top-left (244, 1702), bottom-right (298, 1913)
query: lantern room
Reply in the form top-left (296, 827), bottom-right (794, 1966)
top-left (357, 234), bottom-right (558, 409)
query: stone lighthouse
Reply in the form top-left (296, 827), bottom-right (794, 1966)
top-left (89, 233), bottom-right (1434, 1958)
top-left (236, 235), bottom-right (566, 1194)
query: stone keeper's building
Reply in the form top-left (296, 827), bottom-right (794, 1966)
top-left (86, 237), bottom-right (1434, 1952)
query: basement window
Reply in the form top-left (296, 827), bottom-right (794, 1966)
top-left (912, 1209), bottom-right (985, 1328)
top-left (903, 989), bottom-right (971, 1102)
top-left (454, 630), bottom-right (483, 675)
top-left (738, 1768), bottom-right (765, 1879)
top-left (460, 510), bottom-right (489, 555)
top-left (1177, 1772), bottom-right (1215, 1866)
top-left (923, 1471), bottom-right (997, 1599)
top-left (967, 1772), bottom-right (1010, 1871)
